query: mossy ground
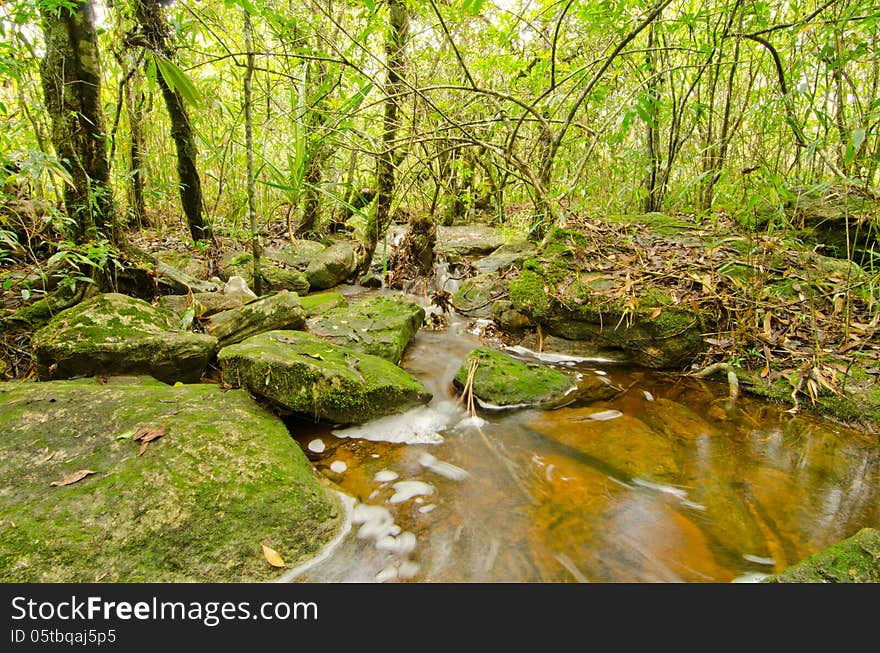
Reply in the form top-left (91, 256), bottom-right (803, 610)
top-left (765, 527), bottom-right (880, 583)
top-left (0, 378), bottom-right (343, 582)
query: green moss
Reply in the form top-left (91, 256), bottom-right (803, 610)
top-left (299, 292), bottom-right (346, 316)
top-left (0, 379), bottom-right (343, 582)
top-left (509, 269), bottom-right (554, 321)
top-left (452, 346), bottom-right (576, 407)
top-left (765, 528), bottom-right (880, 583)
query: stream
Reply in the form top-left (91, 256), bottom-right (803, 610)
top-left (282, 286), bottom-right (880, 583)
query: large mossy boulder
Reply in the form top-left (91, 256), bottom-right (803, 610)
top-left (305, 240), bottom-right (360, 290)
top-left (508, 264), bottom-right (706, 369)
top-left (203, 291), bottom-right (306, 348)
top-left (264, 240), bottom-right (328, 270)
top-left (308, 294), bottom-right (425, 363)
top-left (221, 251), bottom-right (310, 295)
top-left (218, 330), bottom-right (432, 424)
top-left (436, 224), bottom-right (506, 257)
top-left (0, 378), bottom-right (344, 582)
top-left (31, 293), bottom-right (217, 384)
top-left (452, 346), bottom-right (579, 409)
top-left (764, 528), bottom-right (880, 583)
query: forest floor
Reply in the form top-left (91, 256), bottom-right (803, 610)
top-left (2, 201), bottom-right (880, 431)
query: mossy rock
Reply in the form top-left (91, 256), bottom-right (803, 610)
top-left (158, 291), bottom-right (255, 318)
top-left (203, 291), bottom-right (306, 348)
top-left (31, 293), bottom-right (217, 384)
top-left (264, 240), bottom-right (328, 271)
top-left (299, 291), bottom-right (347, 316)
top-left (0, 378), bottom-right (343, 582)
top-left (473, 240), bottom-right (534, 273)
top-left (452, 346), bottom-right (578, 408)
top-left (764, 528), bottom-right (880, 583)
top-left (509, 265), bottom-right (707, 369)
top-left (436, 224), bottom-right (506, 257)
top-left (221, 252), bottom-right (310, 295)
top-left (309, 294), bottom-right (425, 363)
top-left (305, 240), bottom-right (360, 290)
top-left (453, 271), bottom-right (509, 318)
top-left (218, 330), bottom-right (432, 424)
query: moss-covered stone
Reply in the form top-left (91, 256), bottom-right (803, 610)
top-left (764, 527), bottom-right (880, 583)
top-left (453, 271), bottom-right (509, 318)
top-left (264, 240), bottom-right (328, 271)
top-left (473, 240), bottom-right (534, 273)
top-left (158, 291), bottom-right (255, 318)
top-left (31, 293), bottom-right (217, 384)
top-left (221, 251), bottom-right (310, 295)
top-left (436, 224), bottom-right (507, 257)
top-left (305, 240), bottom-right (360, 290)
top-left (308, 294), bottom-right (425, 363)
top-left (0, 378), bottom-right (343, 582)
top-left (218, 330), bottom-right (432, 424)
top-left (452, 346), bottom-right (578, 408)
top-left (299, 292), bottom-right (347, 317)
top-left (204, 291), bottom-right (306, 348)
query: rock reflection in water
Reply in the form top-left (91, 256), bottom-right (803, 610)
top-left (285, 314), bottom-right (880, 583)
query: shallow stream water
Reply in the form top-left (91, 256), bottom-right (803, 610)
top-left (283, 288), bottom-right (880, 583)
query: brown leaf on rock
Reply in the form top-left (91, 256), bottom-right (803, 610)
top-left (134, 424), bottom-right (167, 456)
top-left (50, 469), bottom-right (96, 487)
top-left (261, 542), bottom-right (286, 568)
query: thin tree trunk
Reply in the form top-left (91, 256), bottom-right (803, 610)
top-left (360, 0), bottom-right (409, 275)
top-left (243, 8), bottom-right (261, 295)
top-left (133, 0), bottom-right (208, 242)
top-left (39, 0), bottom-right (117, 243)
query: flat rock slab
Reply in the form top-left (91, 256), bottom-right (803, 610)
top-left (218, 330), bottom-right (432, 424)
top-left (0, 378), bottom-right (343, 582)
top-left (204, 291), bottom-right (306, 348)
top-left (31, 293), bottom-right (217, 384)
top-left (299, 291), bottom-right (347, 316)
top-left (308, 294), bottom-right (425, 363)
top-left (765, 527), bottom-right (880, 583)
top-left (452, 346), bottom-right (580, 409)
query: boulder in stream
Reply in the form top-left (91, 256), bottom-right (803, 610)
top-left (452, 346), bottom-right (582, 409)
top-left (453, 271), bottom-right (510, 318)
top-left (218, 330), bottom-right (432, 424)
top-left (0, 377), bottom-right (344, 582)
top-left (31, 293), bottom-right (217, 384)
top-left (308, 294), bottom-right (425, 363)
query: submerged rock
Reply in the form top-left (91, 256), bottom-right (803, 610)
top-left (31, 293), bottom-right (217, 384)
top-left (203, 291), bottom-right (306, 348)
top-left (764, 527), bottom-right (880, 583)
top-left (0, 378), bottom-right (343, 582)
top-left (305, 240), bottom-right (360, 290)
top-left (218, 330), bottom-right (432, 424)
top-left (308, 294), bottom-right (425, 363)
top-left (452, 346), bottom-right (579, 409)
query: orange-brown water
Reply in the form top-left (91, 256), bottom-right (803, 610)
top-left (286, 296), bottom-right (880, 583)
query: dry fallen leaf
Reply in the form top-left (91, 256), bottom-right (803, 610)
top-left (134, 425), bottom-right (167, 455)
top-left (50, 469), bottom-right (96, 487)
top-left (650, 307), bottom-right (662, 319)
top-left (261, 542), bottom-right (286, 568)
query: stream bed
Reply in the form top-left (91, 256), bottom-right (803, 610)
top-left (283, 290), bottom-right (880, 583)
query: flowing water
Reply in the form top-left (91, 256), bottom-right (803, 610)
top-left (283, 288), bottom-right (880, 583)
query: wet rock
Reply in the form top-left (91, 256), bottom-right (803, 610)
top-left (359, 273), bottom-right (384, 288)
top-left (453, 271), bottom-right (509, 318)
top-left (765, 527), bottom-right (880, 583)
top-left (0, 378), bottom-right (343, 582)
top-left (452, 346), bottom-right (578, 409)
top-left (31, 293), bottom-right (217, 384)
top-left (436, 224), bottom-right (506, 257)
top-left (305, 240), bottom-right (360, 290)
top-left (220, 251), bottom-right (310, 295)
top-left (203, 291), bottom-right (306, 348)
top-left (218, 330), bottom-right (432, 424)
top-left (491, 299), bottom-right (532, 331)
top-left (309, 294), bottom-right (425, 363)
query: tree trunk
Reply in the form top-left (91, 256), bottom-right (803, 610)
top-left (360, 0), bottom-right (409, 275)
top-left (39, 0), bottom-right (116, 243)
top-left (125, 76), bottom-right (148, 228)
top-left (133, 0), bottom-right (208, 242)
top-left (243, 8), bottom-right (261, 295)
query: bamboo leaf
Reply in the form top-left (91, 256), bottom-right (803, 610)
top-left (154, 55), bottom-right (201, 108)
